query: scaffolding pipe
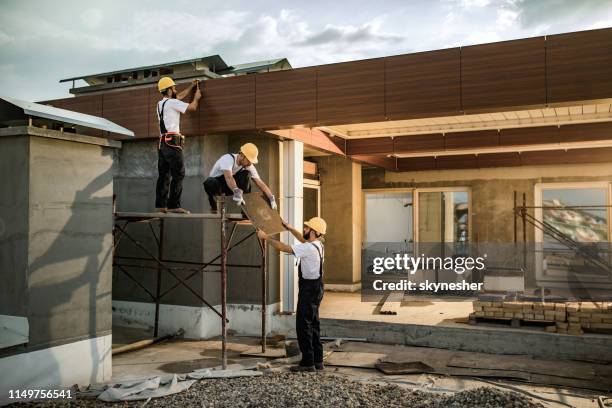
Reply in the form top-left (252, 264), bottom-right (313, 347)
top-left (220, 197), bottom-right (228, 369)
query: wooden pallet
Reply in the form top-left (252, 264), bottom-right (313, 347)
top-left (468, 313), bottom-right (555, 329)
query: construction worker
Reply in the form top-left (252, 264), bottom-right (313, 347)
top-left (257, 217), bottom-right (327, 372)
top-left (203, 143), bottom-right (277, 212)
top-left (155, 76), bottom-right (202, 214)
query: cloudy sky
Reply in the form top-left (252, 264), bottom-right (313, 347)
top-left (1, 0), bottom-right (611, 101)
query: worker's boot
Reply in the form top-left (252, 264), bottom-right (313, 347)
top-left (167, 207), bottom-right (190, 214)
top-left (314, 362), bottom-right (324, 371)
top-left (155, 207), bottom-right (167, 213)
top-left (289, 364), bottom-right (315, 372)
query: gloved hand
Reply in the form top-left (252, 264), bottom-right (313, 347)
top-left (233, 188), bottom-right (245, 205)
top-left (269, 195), bottom-right (278, 210)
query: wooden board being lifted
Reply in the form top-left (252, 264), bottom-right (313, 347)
top-left (242, 192), bottom-right (285, 235)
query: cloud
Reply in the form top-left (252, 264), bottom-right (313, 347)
top-left (81, 8), bottom-right (103, 28)
top-left (296, 21), bottom-right (404, 47)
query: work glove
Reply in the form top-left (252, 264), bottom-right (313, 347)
top-left (269, 195), bottom-right (278, 210)
top-left (233, 188), bottom-right (245, 205)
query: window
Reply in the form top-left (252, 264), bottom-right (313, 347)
top-left (363, 191), bottom-right (413, 245)
top-left (415, 189), bottom-right (470, 243)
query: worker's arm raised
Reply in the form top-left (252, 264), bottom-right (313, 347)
top-left (257, 230), bottom-right (293, 254)
top-left (185, 82), bottom-right (202, 112)
top-left (282, 221), bottom-right (306, 243)
top-left (178, 79), bottom-right (197, 100)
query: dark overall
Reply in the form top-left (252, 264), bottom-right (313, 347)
top-left (155, 99), bottom-right (185, 210)
top-left (296, 243), bottom-right (324, 367)
top-left (203, 153), bottom-right (252, 211)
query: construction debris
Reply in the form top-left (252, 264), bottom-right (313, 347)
top-left (8, 372), bottom-right (546, 407)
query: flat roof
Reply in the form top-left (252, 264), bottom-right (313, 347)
top-left (0, 95), bottom-right (134, 137)
top-left (60, 55), bottom-right (229, 83)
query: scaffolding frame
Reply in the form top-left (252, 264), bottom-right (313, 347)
top-left (112, 197), bottom-right (268, 369)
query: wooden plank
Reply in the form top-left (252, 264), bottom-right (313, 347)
top-left (386, 48), bottom-right (461, 120)
top-left (317, 58), bottom-right (385, 125)
top-left (346, 137), bottom-right (393, 155)
top-left (396, 156), bottom-right (437, 171)
top-left (394, 134), bottom-right (445, 153)
top-left (256, 67), bottom-right (317, 129)
top-left (435, 154), bottom-right (478, 169)
top-left (325, 351), bottom-right (387, 368)
top-left (351, 155), bottom-right (396, 170)
top-left (303, 160), bottom-right (317, 175)
top-left (266, 128), bottom-right (345, 155)
top-left (547, 27), bottom-right (612, 103)
top-left (461, 37), bottom-right (546, 112)
top-left (477, 152), bottom-right (521, 168)
top-left (559, 122), bottom-right (612, 143)
top-left (499, 126), bottom-right (559, 146)
top-left (201, 75), bottom-right (255, 132)
top-left (103, 88), bottom-right (149, 138)
top-left (445, 129), bottom-right (499, 149)
top-left (379, 291), bottom-right (403, 315)
top-left (242, 192), bottom-right (285, 235)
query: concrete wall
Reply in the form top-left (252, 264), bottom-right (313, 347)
top-left (0, 127), bottom-right (116, 367)
top-left (313, 155), bottom-right (362, 286)
top-left (113, 133), bottom-right (281, 312)
top-left (363, 163), bottom-right (612, 243)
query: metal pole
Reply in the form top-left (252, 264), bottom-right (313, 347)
top-left (220, 197), bottom-right (228, 369)
top-left (513, 191), bottom-right (517, 244)
top-left (522, 193), bottom-right (527, 270)
top-left (154, 219), bottom-right (164, 337)
top-left (261, 239), bottom-right (267, 353)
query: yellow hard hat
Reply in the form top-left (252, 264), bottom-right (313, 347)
top-left (158, 77), bottom-right (176, 92)
top-left (305, 217), bottom-right (327, 235)
top-left (240, 143), bottom-right (259, 164)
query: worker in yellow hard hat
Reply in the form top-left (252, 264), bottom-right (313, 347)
top-left (155, 76), bottom-right (202, 214)
top-left (257, 216), bottom-right (327, 372)
top-left (203, 143), bottom-right (277, 212)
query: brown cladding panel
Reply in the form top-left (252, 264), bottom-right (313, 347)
top-left (445, 129), bottom-right (499, 149)
top-left (461, 37), bottom-right (546, 112)
top-left (396, 156), bottom-right (437, 171)
top-left (316, 59), bottom-right (385, 125)
top-left (256, 68), bottom-right (317, 128)
top-left (499, 126), bottom-right (559, 146)
top-left (346, 137), bottom-right (393, 155)
top-left (201, 75), bottom-right (255, 132)
top-left (386, 48), bottom-right (461, 120)
top-left (547, 28), bottom-right (612, 103)
top-left (477, 152), bottom-right (521, 168)
top-left (393, 134), bottom-right (445, 153)
top-left (435, 154), bottom-right (478, 169)
top-left (559, 122), bottom-right (612, 143)
top-left (103, 88), bottom-right (149, 138)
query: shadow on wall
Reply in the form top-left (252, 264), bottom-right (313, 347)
top-left (24, 148), bottom-right (114, 387)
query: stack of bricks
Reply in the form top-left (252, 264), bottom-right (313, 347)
top-left (564, 301), bottom-right (612, 335)
top-left (473, 300), bottom-right (567, 322)
top-left (472, 300), bottom-right (612, 335)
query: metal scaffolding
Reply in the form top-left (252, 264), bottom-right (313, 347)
top-left (112, 197), bottom-right (268, 369)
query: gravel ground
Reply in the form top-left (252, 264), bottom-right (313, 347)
top-left (9, 372), bottom-right (544, 408)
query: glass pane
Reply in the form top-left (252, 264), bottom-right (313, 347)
top-left (542, 187), bottom-right (608, 242)
top-left (303, 186), bottom-right (319, 222)
top-left (365, 192), bottom-right (412, 244)
top-left (418, 191), bottom-right (469, 243)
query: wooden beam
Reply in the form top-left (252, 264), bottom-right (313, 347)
top-left (266, 128), bottom-right (345, 155)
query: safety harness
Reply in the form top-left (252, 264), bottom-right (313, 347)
top-left (158, 99), bottom-right (185, 150)
top-left (298, 242), bottom-right (324, 281)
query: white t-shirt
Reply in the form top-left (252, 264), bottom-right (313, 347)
top-left (157, 98), bottom-right (189, 133)
top-left (291, 240), bottom-right (324, 280)
top-left (209, 153), bottom-right (260, 179)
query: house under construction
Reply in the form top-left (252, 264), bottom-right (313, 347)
top-left (1, 27), bottom-right (612, 397)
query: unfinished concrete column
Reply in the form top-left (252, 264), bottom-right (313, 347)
top-left (280, 140), bottom-right (303, 312)
top-left (315, 155), bottom-right (362, 290)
